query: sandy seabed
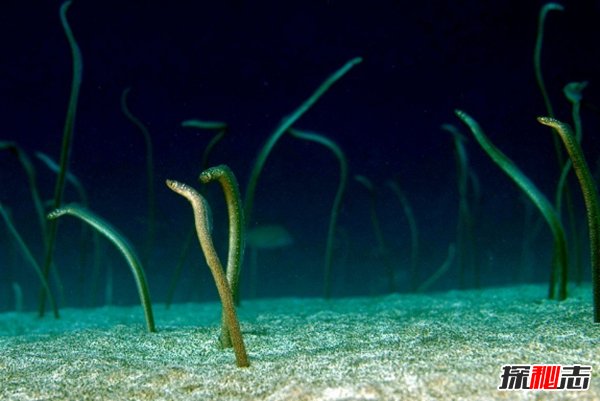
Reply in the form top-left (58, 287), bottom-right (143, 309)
top-left (1, 284), bottom-right (599, 400)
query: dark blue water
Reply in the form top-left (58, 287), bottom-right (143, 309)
top-left (1, 0), bottom-right (598, 312)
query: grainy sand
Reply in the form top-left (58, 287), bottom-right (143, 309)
top-left (1, 284), bottom-right (598, 400)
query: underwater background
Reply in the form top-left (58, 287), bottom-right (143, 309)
top-left (1, 0), bottom-right (600, 312)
